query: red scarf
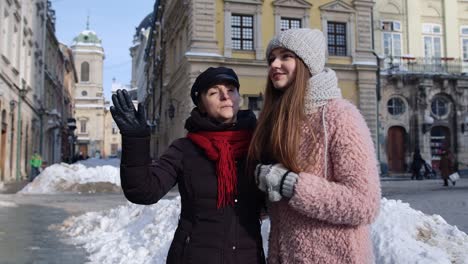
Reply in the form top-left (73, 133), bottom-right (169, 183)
top-left (187, 130), bottom-right (253, 208)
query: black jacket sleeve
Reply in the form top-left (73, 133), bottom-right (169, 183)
top-left (120, 136), bottom-right (183, 205)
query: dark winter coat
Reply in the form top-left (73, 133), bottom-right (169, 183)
top-left (411, 153), bottom-right (424, 174)
top-left (120, 109), bottom-right (265, 264)
top-left (439, 151), bottom-right (455, 179)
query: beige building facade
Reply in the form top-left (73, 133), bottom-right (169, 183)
top-left (0, 0), bottom-right (73, 183)
top-left (374, 0), bottom-right (468, 174)
top-left (103, 106), bottom-right (121, 158)
top-left (146, 0), bottom-right (378, 157)
top-left (60, 44), bottom-right (78, 163)
top-left (71, 29), bottom-right (106, 159)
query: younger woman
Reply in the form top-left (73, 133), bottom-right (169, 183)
top-left (248, 28), bottom-right (381, 263)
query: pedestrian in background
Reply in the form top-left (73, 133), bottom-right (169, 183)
top-left (29, 152), bottom-right (42, 181)
top-left (248, 28), bottom-right (381, 263)
top-left (410, 149), bottom-right (425, 180)
top-left (440, 148), bottom-right (456, 186)
top-left (110, 67), bottom-right (265, 264)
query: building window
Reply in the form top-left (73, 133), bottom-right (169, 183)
top-left (381, 21), bottom-right (401, 32)
top-left (248, 96), bottom-right (260, 111)
top-left (383, 33), bottom-right (402, 62)
top-left (2, 10), bottom-right (10, 58)
top-left (112, 121), bottom-right (119, 134)
top-left (327, 22), bottom-right (347, 56)
top-left (423, 24), bottom-right (443, 58)
top-left (12, 24), bottom-right (19, 68)
top-left (280, 17), bottom-right (301, 31)
top-left (387, 97), bottom-right (406, 116)
top-left (462, 27), bottom-right (468, 61)
top-left (431, 97), bottom-right (449, 118)
top-left (463, 39), bottom-right (468, 61)
top-left (111, 144), bottom-right (118, 155)
top-left (81, 62), bottom-right (90, 82)
top-left (231, 14), bottom-right (253, 50)
top-left (382, 21), bottom-right (402, 61)
top-left (80, 120), bottom-right (87, 133)
top-left (424, 36), bottom-right (442, 58)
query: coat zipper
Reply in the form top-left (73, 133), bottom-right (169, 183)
top-left (181, 235), bottom-right (190, 263)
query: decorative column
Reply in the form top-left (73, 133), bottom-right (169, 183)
top-left (353, 0), bottom-right (378, 147)
top-left (189, 0), bottom-right (219, 54)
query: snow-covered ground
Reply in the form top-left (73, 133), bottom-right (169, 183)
top-left (16, 159), bottom-right (468, 263)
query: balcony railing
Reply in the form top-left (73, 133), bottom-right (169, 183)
top-left (383, 56), bottom-right (468, 74)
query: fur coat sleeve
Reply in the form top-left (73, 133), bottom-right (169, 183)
top-left (289, 100), bottom-right (381, 226)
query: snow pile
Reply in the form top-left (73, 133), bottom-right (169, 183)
top-left (57, 198), bottom-right (181, 264)
top-left (58, 197), bottom-right (468, 264)
top-left (373, 198), bottom-right (468, 264)
top-left (19, 162), bottom-right (121, 194)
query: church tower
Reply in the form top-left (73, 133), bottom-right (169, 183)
top-left (71, 21), bottom-right (106, 158)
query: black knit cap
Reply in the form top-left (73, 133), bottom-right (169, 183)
top-left (191, 67), bottom-right (240, 106)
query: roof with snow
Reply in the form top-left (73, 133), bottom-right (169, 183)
top-left (136, 13), bottom-right (153, 34)
top-left (73, 30), bottom-right (102, 46)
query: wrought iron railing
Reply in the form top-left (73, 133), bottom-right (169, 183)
top-left (383, 56), bottom-right (468, 74)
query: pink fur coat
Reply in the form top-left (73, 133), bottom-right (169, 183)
top-left (266, 98), bottom-right (381, 264)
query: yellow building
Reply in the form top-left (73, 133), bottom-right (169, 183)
top-left (373, 0), bottom-right (468, 175)
top-left (146, 0), bottom-right (378, 156)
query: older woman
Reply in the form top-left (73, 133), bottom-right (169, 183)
top-left (111, 67), bottom-right (265, 264)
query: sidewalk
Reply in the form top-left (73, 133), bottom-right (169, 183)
top-left (0, 180), bottom-right (29, 194)
top-left (381, 169), bottom-right (468, 181)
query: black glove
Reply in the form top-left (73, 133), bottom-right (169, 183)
top-left (110, 89), bottom-right (150, 137)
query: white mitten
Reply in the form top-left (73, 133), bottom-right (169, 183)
top-left (257, 163), bottom-right (298, 202)
top-left (255, 164), bottom-right (273, 192)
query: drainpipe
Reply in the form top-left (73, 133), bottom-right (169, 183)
top-left (441, 0), bottom-right (448, 58)
top-left (372, 52), bottom-right (382, 175)
top-left (371, 6), bottom-right (383, 175)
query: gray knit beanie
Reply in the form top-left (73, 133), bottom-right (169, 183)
top-left (266, 28), bottom-right (327, 76)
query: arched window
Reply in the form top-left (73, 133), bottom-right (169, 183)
top-left (431, 97), bottom-right (449, 118)
top-left (81, 62), bottom-right (90, 82)
top-left (387, 97), bottom-right (406, 116)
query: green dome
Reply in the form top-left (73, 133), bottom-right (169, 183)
top-left (73, 30), bottom-right (102, 45)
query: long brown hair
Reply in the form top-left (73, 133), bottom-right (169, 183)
top-left (247, 56), bottom-right (311, 173)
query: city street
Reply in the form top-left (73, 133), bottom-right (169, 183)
top-left (381, 178), bottom-right (468, 233)
top-left (0, 179), bottom-right (467, 263)
top-left (0, 188), bottom-right (182, 264)
top-left (0, 193), bottom-right (128, 264)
